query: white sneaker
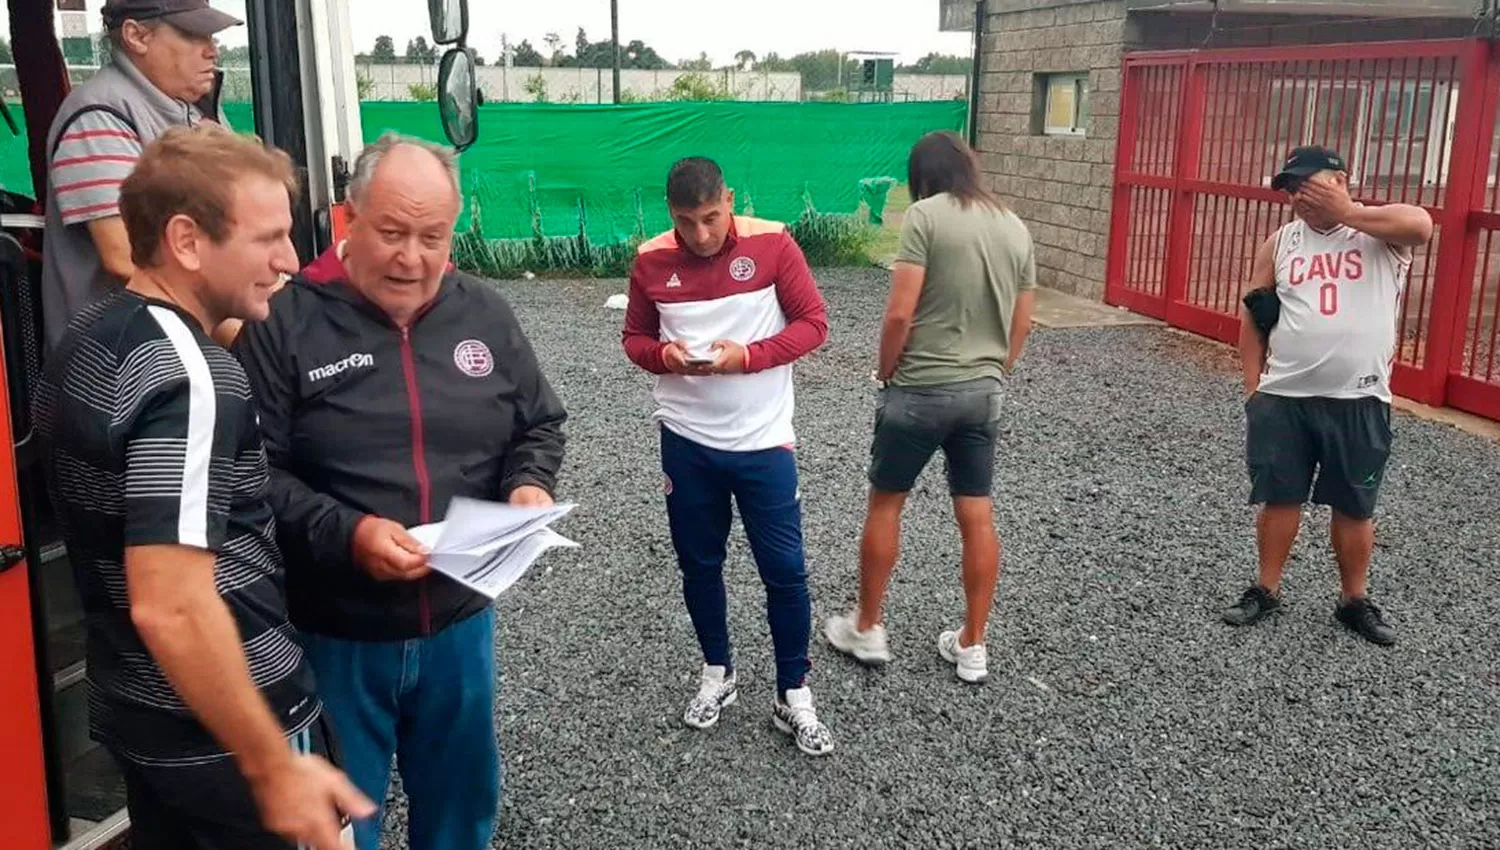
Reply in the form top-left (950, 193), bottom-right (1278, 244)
top-left (823, 611), bottom-right (891, 665)
top-left (683, 664), bottom-right (737, 729)
top-left (772, 687), bottom-right (834, 756)
top-left (938, 630), bottom-right (988, 683)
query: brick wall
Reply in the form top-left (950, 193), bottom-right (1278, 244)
top-left (1126, 12), bottom-right (1477, 50)
top-left (974, 0), bottom-right (1478, 301)
top-left (975, 0), bottom-right (1128, 300)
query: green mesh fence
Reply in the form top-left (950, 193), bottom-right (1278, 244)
top-left (2, 100), bottom-right (964, 246)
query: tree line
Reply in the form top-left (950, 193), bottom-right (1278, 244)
top-left (350, 29), bottom-right (970, 86)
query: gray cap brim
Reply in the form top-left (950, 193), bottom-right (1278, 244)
top-left (161, 7), bottom-right (243, 36)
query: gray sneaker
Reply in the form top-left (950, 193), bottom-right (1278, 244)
top-left (823, 611), bottom-right (892, 665)
top-left (772, 687), bottom-right (834, 756)
top-left (1222, 585), bottom-right (1282, 627)
top-left (683, 664), bottom-right (737, 729)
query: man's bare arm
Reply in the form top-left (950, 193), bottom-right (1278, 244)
top-left (126, 544), bottom-right (294, 781)
top-left (1239, 234), bottom-right (1277, 396)
top-left (86, 217), bottom-right (136, 281)
top-left (877, 261), bottom-right (925, 381)
top-left (1341, 202), bottom-right (1433, 248)
top-left (1006, 289), bottom-right (1036, 372)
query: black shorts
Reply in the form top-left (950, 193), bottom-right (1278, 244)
top-left (869, 377), bottom-right (1003, 497)
top-left (113, 714), bottom-right (339, 850)
top-left (1245, 392), bottom-right (1394, 520)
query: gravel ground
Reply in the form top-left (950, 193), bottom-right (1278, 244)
top-left (378, 269), bottom-right (1500, 850)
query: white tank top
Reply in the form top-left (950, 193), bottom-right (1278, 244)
top-left (1258, 215), bottom-right (1412, 402)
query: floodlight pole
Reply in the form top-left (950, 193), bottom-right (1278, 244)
top-left (611, 0), bottom-right (622, 104)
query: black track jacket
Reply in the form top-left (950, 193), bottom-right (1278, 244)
top-left (234, 247), bottom-right (567, 640)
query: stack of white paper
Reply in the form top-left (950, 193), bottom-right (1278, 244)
top-left (407, 497), bottom-right (578, 599)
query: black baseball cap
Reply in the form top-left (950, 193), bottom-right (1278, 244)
top-left (102, 0), bottom-right (243, 37)
top-left (1271, 145), bottom-right (1348, 191)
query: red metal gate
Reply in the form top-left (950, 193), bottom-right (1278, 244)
top-left (1107, 38), bottom-right (1500, 422)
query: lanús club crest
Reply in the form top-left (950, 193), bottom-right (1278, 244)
top-left (729, 256), bottom-right (757, 282)
top-left (453, 339), bottom-right (494, 378)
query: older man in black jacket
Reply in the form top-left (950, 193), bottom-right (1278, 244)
top-left (234, 132), bottom-right (566, 850)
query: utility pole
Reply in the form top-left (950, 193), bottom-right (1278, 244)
top-left (611, 0), bottom-right (622, 104)
top-left (968, 0), bottom-right (986, 147)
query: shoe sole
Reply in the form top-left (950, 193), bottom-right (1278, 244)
top-left (938, 638), bottom-right (988, 684)
top-left (683, 689), bottom-right (737, 730)
top-left (823, 627), bottom-right (892, 666)
top-left (772, 714), bottom-right (834, 757)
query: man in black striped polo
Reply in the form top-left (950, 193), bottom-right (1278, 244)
top-left (35, 124), bottom-right (372, 850)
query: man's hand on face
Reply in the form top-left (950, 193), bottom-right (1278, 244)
top-left (351, 516), bottom-right (431, 582)
top-left (1294, 175), bottom-right (1356, 224)
top-left (508, 485), bottom-right (555, 507)
top-left (708, 340), bottom-right (748, 375)
top-left (251, 753), bottom-right (375, 850)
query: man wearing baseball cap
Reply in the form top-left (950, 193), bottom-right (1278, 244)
top-left (1223, 144), bottom-right (1432, 645)
top-left (41, 0), bottom-right (240, 353)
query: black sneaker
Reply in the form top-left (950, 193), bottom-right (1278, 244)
top-left (1222, 584), bottom-right (1282, 626)
top-left (1335, 597), bottom-right (1397, 646)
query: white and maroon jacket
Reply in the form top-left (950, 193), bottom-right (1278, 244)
top-left (623, 216), bottom-right (829, 452)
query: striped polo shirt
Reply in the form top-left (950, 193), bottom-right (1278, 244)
top-left (35, 289), bottom-right (319, 766)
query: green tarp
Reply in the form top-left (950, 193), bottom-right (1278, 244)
top-left (2, 100), bottom-right (966, 241)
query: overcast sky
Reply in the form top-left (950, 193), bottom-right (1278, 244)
top-left (8, 0), bottom-right (973, 66)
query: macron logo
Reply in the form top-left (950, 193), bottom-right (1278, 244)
top-left (307, 352), bottom-right (375, 383)
top-left (666, 273), bottom-right (682, 288)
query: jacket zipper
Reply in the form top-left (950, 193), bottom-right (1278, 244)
top-left (399, 326), bottom-right (433, 635)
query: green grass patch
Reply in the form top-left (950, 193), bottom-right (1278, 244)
top-left (868, 184), bottom-right (911, 264)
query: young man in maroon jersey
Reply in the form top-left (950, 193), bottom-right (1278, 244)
top-left (622, 157), bottom-right (834, 756)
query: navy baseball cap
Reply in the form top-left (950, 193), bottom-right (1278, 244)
top-left (102, 0), bottom-right (242, 37)
top-left (1271, 145), bottom-right (1348, 191)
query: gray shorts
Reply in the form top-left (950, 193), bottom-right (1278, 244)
top-left (1245, 392), bottom-right (1393, 520)
top-left (869, 377), bottom-right (1003, 497)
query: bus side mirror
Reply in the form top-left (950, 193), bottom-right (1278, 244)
top-left (429, 0), bottom-right (468, 45)
top-left (438, 48), bottom-right (478, 152)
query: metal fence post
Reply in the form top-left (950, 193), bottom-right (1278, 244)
top-left (1106, 59), bottom-right (1142, 309)
top-left (1162, 57), bottom-right (1206, 315)
top-left (1427, 39), bottom-right (1498, 407)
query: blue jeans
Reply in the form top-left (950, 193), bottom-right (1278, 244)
top-left (660, 425), bottom-right (812, 692)
top-left (300, 608), bottom-right (500, 850)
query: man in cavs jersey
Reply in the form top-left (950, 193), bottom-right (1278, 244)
top-left (622, 157), bottom-right (833, 756)
top-left (1223, 145), bottom-right (1433, 646)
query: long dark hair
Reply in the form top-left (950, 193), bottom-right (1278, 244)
top-left (907, 130), bottom-right (1002, 211)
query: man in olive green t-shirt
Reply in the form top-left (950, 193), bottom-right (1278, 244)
top-left (823, 142), bottom-right (1037, 684)
top-left (886, 194), bottom-right (1037, 386)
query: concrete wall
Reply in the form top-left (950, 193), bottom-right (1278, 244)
top-left (1126, 0), bottom-right (1476, 16)
top-left (893, 74), bottom-right (971, 102)
top-left (356, 64), bottom-right (805, 103)
top-left (973, 0), bottom-right (1484, 300)
top-left (354, 63), bottom-right (968, 104)
top-left (975, 0), bottom-right (1129, 300)
top-left (1126, 11), bottom-right (1478, 48)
